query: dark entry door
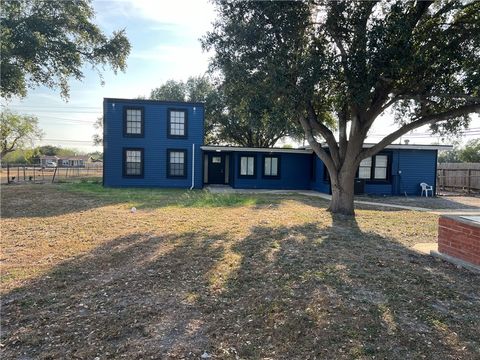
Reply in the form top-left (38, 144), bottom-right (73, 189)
top-left (208, 153), bottom-right (225, 184)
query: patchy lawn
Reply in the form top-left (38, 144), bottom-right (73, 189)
top-left (1, 183), bottom-right (479, 359)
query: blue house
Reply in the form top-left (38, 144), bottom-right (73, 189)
top-left (103, 98), bottom-right (450, 195)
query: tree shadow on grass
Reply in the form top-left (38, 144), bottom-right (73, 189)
top-left (205, 215), bottom-right (480, 358)
top-left (2, 216), bottom-right (479, 359)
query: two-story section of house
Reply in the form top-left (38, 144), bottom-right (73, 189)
top-left (103, 98), bottom-right (204, 188)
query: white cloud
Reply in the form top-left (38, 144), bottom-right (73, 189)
top-left (99, 0), bottom-right (216, 34)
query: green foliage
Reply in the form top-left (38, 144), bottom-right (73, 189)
top-left (92, 116), bottom-right (103, 146)
top-left (62, 182), bottom-right (271, 209)
top-left (1, 0), bottom-right (131, 98)
top-left (149, 76), bottom-right (302, 147)
top-left (1, 148), bottom-right (37, 164)
top-left (149, 76), bottom-right (222, 144)
top-left (439, 139), bottom-right (480, 163)
top-left (204, 1), bottom-right (480, 213)
top-left (459, 139), bottom-right (480, 162)
top-left (0, 110), bottom-right (43, 158)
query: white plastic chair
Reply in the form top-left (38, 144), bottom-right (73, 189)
top-left (420, 182), bottom-right (433, 197)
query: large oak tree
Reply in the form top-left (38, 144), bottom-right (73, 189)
top-left (203, 0), bottom-right (480, 215)
top-left (1, 0), bottom-right (130, 98)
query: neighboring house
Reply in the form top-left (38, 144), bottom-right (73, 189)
top-left (57, 155), bottom-right (91, 168)
top-left (103, 98), bottom-right (451, 195)
top-left (38, 155), bottom-right (59, 167)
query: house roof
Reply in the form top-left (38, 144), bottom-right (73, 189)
top-left (202, 143), bottom-right (453, 154)
top-left (39, 155), bottom-right (59, 160)
top-left (104, 97), bottom-right (205, 107)
top-left (361, 143), bottom-right (453, 151)
top-left (200, 145), bottom-right (313, 154)
top-left (58, 155), bottom-right (91, 160)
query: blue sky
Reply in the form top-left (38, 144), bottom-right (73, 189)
top-left (1, 0), bottom-right (478, 152)
top-left (3, 0), bottom-right (215, 152)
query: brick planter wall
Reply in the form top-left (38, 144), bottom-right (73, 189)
top-left (438, 216), bottom-right (480, 266)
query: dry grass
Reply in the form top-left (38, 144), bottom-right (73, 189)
top-left (356, 194), bottom-right (480, 210)
top-left (1, 183), bottom-right (479, 359)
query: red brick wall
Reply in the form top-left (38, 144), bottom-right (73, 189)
top-left (438, 216), bottom-right (480, 266)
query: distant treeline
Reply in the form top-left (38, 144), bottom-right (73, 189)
top-left (1, 145), bottom-right (102, 164)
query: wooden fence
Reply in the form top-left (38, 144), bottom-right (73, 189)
top-left (437, 163), bottom-right (480, 194)
top-left (1, 164), bottom-right (103, 184)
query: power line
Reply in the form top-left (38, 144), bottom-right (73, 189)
top-left (6, 104), bottom-right (101, 110)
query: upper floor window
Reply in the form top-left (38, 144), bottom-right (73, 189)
top-left (358, 154), bottom-right (389, 180)
top-left (123, 148), bottom-right (144, 177)
top-left (239, 156), bottom-right (255, 177)
top-left (124, 107), bottom-right (144, 137)
top-left (167, 149), bottom-right (187, 178)
top-left (168, 109), bottom-right (187, 138)
top-left (263, 156), bottom-right (279, 177)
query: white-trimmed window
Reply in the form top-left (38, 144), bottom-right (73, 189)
top-left (168, 150), bottom-right (186, 177)
top-left (168, 110), bottom-right (186, 137)
top-left (374, 155), bottom-right (388, 180)
top-left (240, 156), bottom-right (255, 176)
top-left (264, 156), bottom-right (279, 177)
top-left (125, 108), bottom-right (143, 136)
top-left (124, 149), bottom-right (143, 177)
top-left (358, 157), bottom-right (372, 179)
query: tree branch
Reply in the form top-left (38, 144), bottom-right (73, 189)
top-left (298, 116), bottom-right (337, 177)
top-left (306, 101), bottom-right (340, 167)
top-left (359, 103), bottom-right (480, 160)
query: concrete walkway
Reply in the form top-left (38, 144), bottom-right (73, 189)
top-left (206, 186), bottom-right (480, 215)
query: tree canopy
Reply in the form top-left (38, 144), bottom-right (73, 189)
top-left (1, 0), bottom-right (131, 98)
top-left (149, 76), bottom-right (303, 147)
top-left (204, 0), bottom-right (480, 214)
top-left (0, 110), bottom-right (43, 158)
top-left (438, 139), bottom-right (480, 163)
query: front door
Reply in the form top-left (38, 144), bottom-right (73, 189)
top-left (208, 153), bottom-right (225, 184)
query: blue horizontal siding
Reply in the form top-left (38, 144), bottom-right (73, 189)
top-left (103, 99), bottom-right (203, 188)
top-left (311, 149), bottom-right (437, 196)
top-left (397, 149), bottom-right (437, 195)
top-left (229, 152), bottom-right (311, 190)
top-left (310, 156), bottom-right (331, 193)
top-left (103, 98), bottom-right (438, 196)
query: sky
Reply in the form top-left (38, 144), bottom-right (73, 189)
top-left (2, 0), bottom-right (479, 153)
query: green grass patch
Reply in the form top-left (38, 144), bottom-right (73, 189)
top-left (59, 181), bottom-right (274, 208)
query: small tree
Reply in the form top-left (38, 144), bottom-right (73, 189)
top-left (204, 1), bottom-right (480, 215)
top-left (1, 0), bottom-right (131, 98)
top-left (459, 139), bottom-right (480, 163)
top-left (0, 110), bottom-right (43, 158)
top-left (93, 117), bottom-right (103, 146)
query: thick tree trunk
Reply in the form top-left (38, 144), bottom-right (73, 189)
top-left (328, 170), bottom-right (356, 215)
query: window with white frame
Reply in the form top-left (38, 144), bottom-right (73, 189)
top-left (357, 154), bottom-right (389, 180)
top-left (168, 150), bottom-right (186, 177)
top-left (358, 157), bottom-right (372, 179)
top-left (124, 149), bottom-right (143, 176)
top-left (125, 108), bottom-right (143, 135)
top-left (168, 110), bottom-right (186, 137)
top-left (264, 156), bottom-right (279, 177)
top-left (240, 156), bottom-right (255, 176)
top-left (374, 155), bottom-right (388, 180)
